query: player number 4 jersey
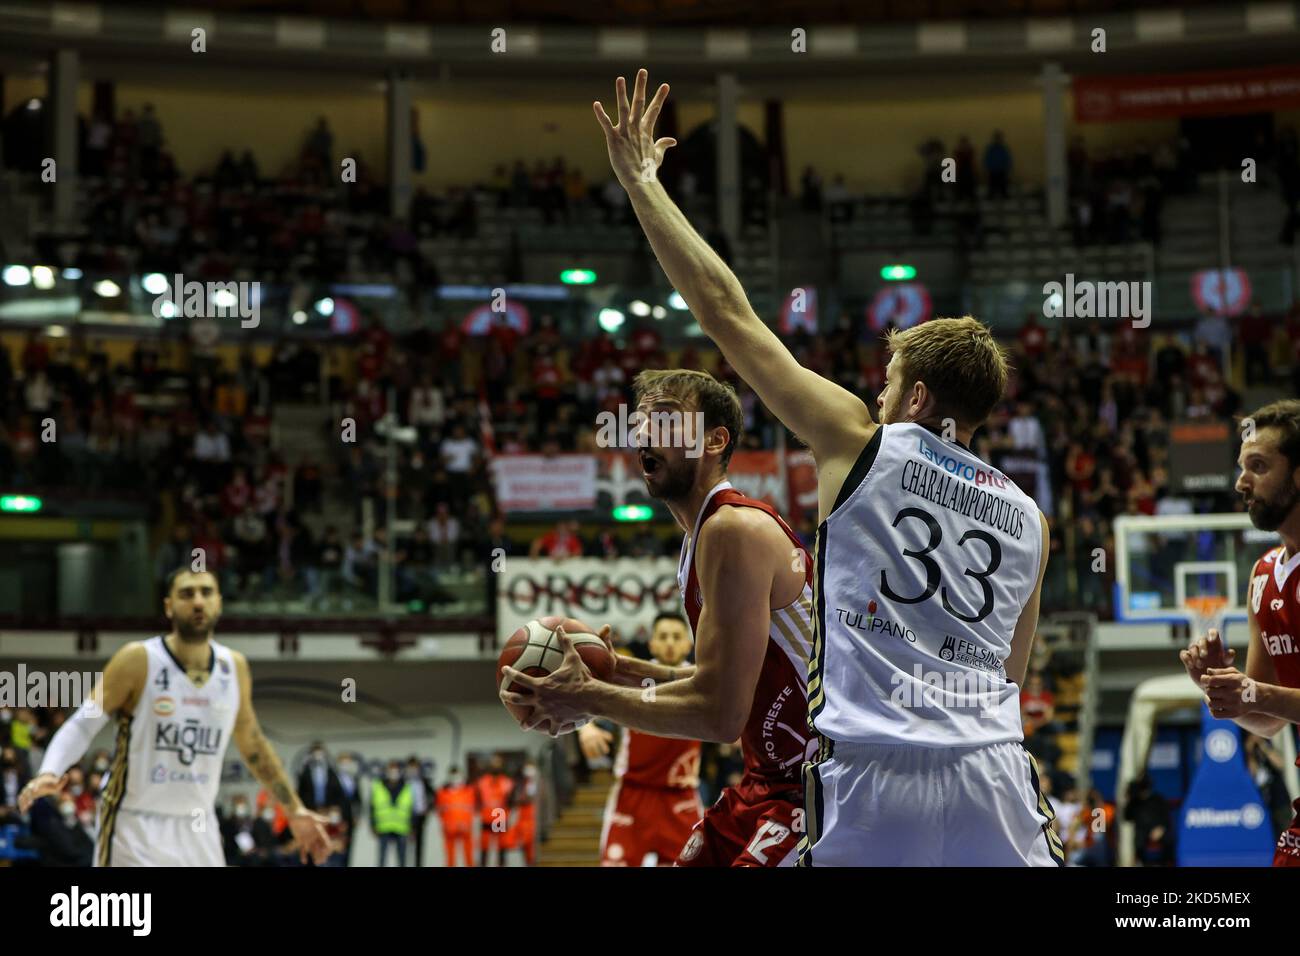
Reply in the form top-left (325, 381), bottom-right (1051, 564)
top-left (107, 636), bottom-right (240, 817)
top-left (810, 423), bottom-right (1043, 748)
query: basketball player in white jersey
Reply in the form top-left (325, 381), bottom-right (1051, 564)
top-left (592, 68), bottom-right (1057, 866)
top-left (19, 568), bottom-right (332, 866)
top-left (501, 369), bottom-right (816, 866)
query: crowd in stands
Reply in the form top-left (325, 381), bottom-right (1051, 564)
top-left (8, 105), bottom-right (655, 294)
top-left (6, 282), bottom-right (1300, 616)
top-left (0, 708), bottom-right (536, 867)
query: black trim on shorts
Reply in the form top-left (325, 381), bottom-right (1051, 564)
top-left (1022, 745), bottom-right (1066, 867)
top-left (796, 756), bottom-right (827, 867)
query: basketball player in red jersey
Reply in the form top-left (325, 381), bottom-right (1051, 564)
top-left (578, 612), bottom-right (704, 866)
top-left (1178, 401), bottom-right (1300, 865)
top-left (501, 369), bottom-right (816, 866)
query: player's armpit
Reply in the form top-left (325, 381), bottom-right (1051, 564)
top-left (690, 508), bottom-right (781, 741)
top-left (1005, 511), bottom-right (1051, 687)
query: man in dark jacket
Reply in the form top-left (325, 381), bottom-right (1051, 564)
top-left (297, 742), bottom-right (346, 816)
top-left (404, 755), bottom-right (436, 867)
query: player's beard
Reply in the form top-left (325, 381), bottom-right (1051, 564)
top-left (175, 614), bottom-right (216, 643)
top-left (879, 390), bottom-right (904, 425)
top-left (1246, 483), bottom-right (1300, 532)
top-left (643, 453), bottom-right (698, 503)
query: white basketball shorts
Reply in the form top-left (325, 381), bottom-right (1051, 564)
top-left (96, 805), bottom-right (226, 867)
top-left (799, 739), bottom-right (1065, 866)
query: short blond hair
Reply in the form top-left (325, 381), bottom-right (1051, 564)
top-left (885, 316), bottom-right (1009, 428)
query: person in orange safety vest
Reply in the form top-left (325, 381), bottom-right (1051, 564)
top-left (474, 754), bottom-right (514, 867)
top-left (435, 765), bottom-right (475, 867)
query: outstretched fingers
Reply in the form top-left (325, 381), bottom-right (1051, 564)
top-left (615, 75), bottom-right (630, 129)
top-left (642, 82), bottom-right (670, 135)
top-left (593, 100), bottom-right (615, 136)
top-left (630, 69), bottom-right (648, 125)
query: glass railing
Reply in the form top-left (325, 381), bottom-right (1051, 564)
top-left (967, 266), bottom-right (1298, 333)
top-left (7, 263), bottom-right (1292, 344)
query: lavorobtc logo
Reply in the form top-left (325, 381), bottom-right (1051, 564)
top-left (917, 439), bottom-right (1008, 489)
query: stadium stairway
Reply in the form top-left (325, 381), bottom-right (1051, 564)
top-left (538, 769), bottom-right (612, 867)
top-left (271, 402), bottom-right (341, 535)
top-left (0, 171), bottom-right (38, 259)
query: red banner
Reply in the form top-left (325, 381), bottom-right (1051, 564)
top-left (1074, 64), bottom-right (1300, 122)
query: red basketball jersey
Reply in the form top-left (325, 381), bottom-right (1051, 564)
top-left (678, 481), bottom-right (815, 802)
top-left (1250, 546), bottom-right (1300, 689)
top-left (615, 729), bottom-right (701, 790)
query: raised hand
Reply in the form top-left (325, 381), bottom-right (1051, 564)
top-left (593, 69), bottom-right (678, 191)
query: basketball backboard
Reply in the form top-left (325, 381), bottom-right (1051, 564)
top-left (1113, 513), bottom-right (1280, 635)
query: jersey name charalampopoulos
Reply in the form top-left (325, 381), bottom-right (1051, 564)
top-left (49, 886), bottom-right (151, 936)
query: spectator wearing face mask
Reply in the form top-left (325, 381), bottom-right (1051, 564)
top-left (334, 752), bottom-right (363, 866)
top-left (475, 754), bottom-right (514, 867)
top-left (436, 765), bottom-right (475, 867)
top-left (33, 795), bottom-right (94, 866)
top-left (404, 756), bottom-right (435, 867)
top-left (252, 799), bottom-right (283, 864)
top-left (89, 749), bottom-right (112, 778)
top-left (297, 742), bottom-right (345, 816)
top-left (371, 759), bottom-right (414, 866)
top-left (221, 795), bottom-right (261, 866)
top-left (63, 766), bottom-right (90, 816)
top-left (254, 786), bottom-right (290, 840)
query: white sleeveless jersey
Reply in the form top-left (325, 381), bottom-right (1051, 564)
top-left (808, 423), bottom-right (1043, 748)
top-left (103, 636), bottom-right (240, 817)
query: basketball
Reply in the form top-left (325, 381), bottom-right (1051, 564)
top-left (497, 616), bottom-right (615, 732)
